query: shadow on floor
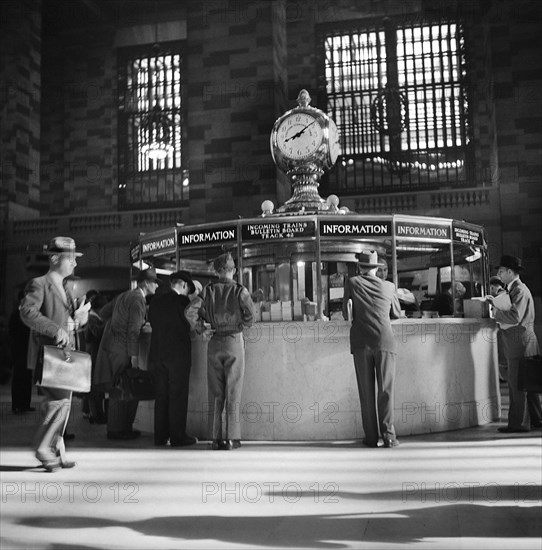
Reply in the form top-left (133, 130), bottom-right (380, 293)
top-left (18, 503), bottom-right (542, 548)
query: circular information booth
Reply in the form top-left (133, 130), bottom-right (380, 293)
top-left (133, 212), bottom-right (500, 440)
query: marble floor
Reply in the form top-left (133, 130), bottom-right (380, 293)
top-left (1, 383), bottom-right (541, 550)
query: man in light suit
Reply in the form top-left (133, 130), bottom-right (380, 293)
top-left (343, 250), bottom-right (402, 448)
top-left (95, 269), bottom-right (159, 440)
top-left (488, 255), bottom-right (541, 433)
top-left (19, 236), bottom-right (88, 472)
top-left (148, 270), bottom-right (197, 447)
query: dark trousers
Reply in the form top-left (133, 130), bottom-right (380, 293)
top-left (353, 347), bottom-right (397, 446)
top-left (107, 398), bottom-right (139, 433)
top-left (34, 387), bottom-right (72, 462)
top-left (11, 362), bottom-right (33, 411)
top-left (154, 358), bottom-right (191, 444)
top-left (505, 357), bottom-right (530, 430)
top-left (207, 334), bottom-right (245, 440)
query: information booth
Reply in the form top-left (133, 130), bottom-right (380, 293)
top-left (133, 213), bottom-right (500, 440)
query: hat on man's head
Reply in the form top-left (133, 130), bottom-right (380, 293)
top-left (489, 276), bottom-right (505, 287)
top-left (170, 270), bottom-right (195, 294)
top-left (497, 255), bottom-right (524, 272)
top-left (213, 252), bottom-right (236, 272)
top-left (45, 236), bottom-right (83, 256)
top-left (356, 250), bottom-right (384, 267)
top-left (136, 268), bottom-right (161, 284)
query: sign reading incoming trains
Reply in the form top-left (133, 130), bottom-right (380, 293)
top-left (242, 221), bottom-right (316, 241)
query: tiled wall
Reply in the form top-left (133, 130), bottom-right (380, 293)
top-left (185, 1), bottom-right (286, 222)
top-left (40, 29), bottom-right (117, 215)
top-left (0, 0), bottom-right (41, 210)
top-left (488, 0), bottom-right (542, 282)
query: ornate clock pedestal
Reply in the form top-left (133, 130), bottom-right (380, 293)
top-left (278, 167), bottom-right (326, 213)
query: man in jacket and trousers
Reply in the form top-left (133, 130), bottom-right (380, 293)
top-left (488, 255), bottom-right (542, 432)
top-left (148, 270), bottom-right (197, 447)
top-left (343, 250), bottom-right (402, 448)
top-left (19, 236), bottom-right (88, 471)
top-left (186, 252), bottom-right (254, 450)
top-left (95, 269), bottom-right (159, 439)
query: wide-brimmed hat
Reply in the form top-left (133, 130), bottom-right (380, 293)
top-left (136, 268), bottom-right (161, 284)
top-left (497, 255), bottom-right (524, 272)
top-left (170, 270), bottom-right (195, 294)
top-left (45, 236), bottom-right (83, 256)
top-left (213, 252), bottom-right (236, 272)
top-left (356, 250), bottom-right (384, 267)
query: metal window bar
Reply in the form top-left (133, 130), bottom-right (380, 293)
top-left (319, 16), bottom-right (472, 196)
top-left (117, 42), bottom-right (187, 210)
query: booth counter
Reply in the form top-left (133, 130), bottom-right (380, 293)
top-left (135, 317), bottom-right (500, 440)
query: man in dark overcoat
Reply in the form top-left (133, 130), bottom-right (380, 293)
top-left (148, 270), bottom-right (197, 447)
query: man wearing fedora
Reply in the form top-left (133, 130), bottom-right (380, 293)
top-left (148, 270), bottom-right (198, 447)
top-left (343, 250), bottom-right (402, 448)
top-left (94, 268), bottom-right (160, 439)
top-left (19, 236), bottom-right (88, 471)
top-left (487, 255), bottom-right (542, 433)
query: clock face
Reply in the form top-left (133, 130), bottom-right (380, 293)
top-left (276, 113), bottom-right (323, 160)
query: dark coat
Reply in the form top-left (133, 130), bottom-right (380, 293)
top-left (148, 291), bottom-right (192, 365)
top-left (343, 274), bottom-right (401, 353)
top-left (94, 288), bottom-right (147, 390)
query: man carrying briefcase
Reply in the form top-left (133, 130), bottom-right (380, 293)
top-left (20, 236), bottom-right (89, 472)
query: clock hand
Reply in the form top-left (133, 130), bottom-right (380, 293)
top-left (284, 120), bottom-right (317, 142)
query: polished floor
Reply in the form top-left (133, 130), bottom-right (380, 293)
top-left (1, 382), bottom-right (541, 550)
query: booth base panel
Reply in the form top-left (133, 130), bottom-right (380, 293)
top-left (135, 319), bottom-right (501, 441)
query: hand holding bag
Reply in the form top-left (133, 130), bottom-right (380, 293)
top-left (37, 345), bottom-right (92, 393)
top-left (518, 355), bottom-right (542, 392)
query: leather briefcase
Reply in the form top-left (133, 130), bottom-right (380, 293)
top-left (36, 345), bottom-right (92, 393)
top-left (116, 367), bottom-right (156, 401)
top-left (518, 355), bottom-right (542, 393)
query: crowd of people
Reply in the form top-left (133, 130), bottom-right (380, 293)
top-left (9, 235), bottom-right (542, 472)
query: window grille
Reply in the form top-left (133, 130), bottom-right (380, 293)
top-left (118, 41), bottom-right (188, 209)
top-left (318, 17), bottom-right (474, 195)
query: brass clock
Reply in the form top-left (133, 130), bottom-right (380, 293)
top-left (270, 89), bottom-right (340, 174)
top-left (270, 90), bottom-right (341, 212)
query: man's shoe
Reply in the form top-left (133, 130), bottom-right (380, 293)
top-left (224, 439), bottom-right (242, 450)
top-left (383, 438), bottom-right (400, 448)
top-left (361, 438), bottom-right (377, 448)
top-left (211, 439), bottom-right (226, 450)
top-left (60, 460), bottom-right (77, 469)
top-left (497, 427), bottom-right (530, 433)
top-left (171, 435), bottom-right (198, 447)
top-left (42, 460), bottom-right (62, 473)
